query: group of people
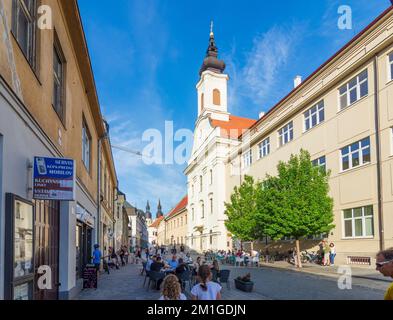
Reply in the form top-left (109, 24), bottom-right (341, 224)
top-left (320, 241), bottom-right (336, 266)
top-left (92, 244), bottom-right (130, 275)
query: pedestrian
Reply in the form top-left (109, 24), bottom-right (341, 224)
top-left (375, 248), bottom-right (393, 300)
top-left (92, 244), bottom-right (102, 277)
top-left (124, 245), bottom-right (129, 264)
top-left (119, 247), bottom-right (125, 266)
top-left (145, 248), bottom-right (149, 260)
top-left (329, 243), bottom-right (336, 266)
top-left (159, 274), bottom-right (187, 300)
top-left (191, 265), bottom-right (222, 300)
top-left (210, 260), bottom-right (220, 282)
top-left (323, 241), bottom-right (330, 266)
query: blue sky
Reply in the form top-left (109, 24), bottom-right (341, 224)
top-left (78, 0), bottom-right (390, 217)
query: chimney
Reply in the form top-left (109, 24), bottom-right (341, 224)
top-left (294, 75), bottom-right (302, 88)
top-left (259, 112), bottom-right (265, 119)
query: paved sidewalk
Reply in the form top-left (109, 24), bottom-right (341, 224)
top-left (256, 261), bottom-right (391, 283)
top-left (76, 263), bottom-right (270, 300)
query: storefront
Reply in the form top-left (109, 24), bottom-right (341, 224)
top-left (75, 204), bottom-right (94, 279)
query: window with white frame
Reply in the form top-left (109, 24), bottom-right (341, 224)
top-left (199, 175), bottom-right (203, 192)
top-left (389, 53), bottom-right (393, 81)
top-left (278, 122), bottom-right (294, 147)
top-left (192, 208), bottom-right (194, 221)
top-left (312, 156), bottom-right (326, 172)
top-left (341, 137), bottom-right (370, 171)
top-left (258, 138), bottom-right (270, 159)
top-left (210, 169), bottom-right (213, 185)
top-left (82, 120), bottom-right (91, 172)
top-left (243, 149), bottom-right (252, 168)
top-left (339, 70), bottom-right (368, 110)
top-left (210, 197), bottom-right (213, 214)
top-left (201, 202), bottom-right (205, 219)
top-left (304, 101), bottom-right (325, 131)
top-left (343, 206), bottom-right (374, 238)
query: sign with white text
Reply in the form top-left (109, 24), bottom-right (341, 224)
top-left (33, 157), bottom-right (75, 201)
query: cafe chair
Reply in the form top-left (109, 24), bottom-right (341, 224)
top-left (147, 271), bottom-right (165, 292)
top-left (218, 270), bottom-right (231, 290)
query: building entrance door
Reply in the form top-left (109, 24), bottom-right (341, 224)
top-left (33, 200), bottom-right (60, 300)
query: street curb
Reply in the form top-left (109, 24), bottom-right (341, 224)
top-left (258, 263), bottom-right (392, 284)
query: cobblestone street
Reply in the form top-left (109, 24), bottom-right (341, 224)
top-left (76, 261), bottom-right (389, 300)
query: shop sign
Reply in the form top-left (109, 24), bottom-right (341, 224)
top-left (33, 157), bottom-right (75, 201)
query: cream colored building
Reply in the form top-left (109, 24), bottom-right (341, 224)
top-left (187, 7), bottom-right (393, 265)
top-left (165, 196), bottom-right (188, 249)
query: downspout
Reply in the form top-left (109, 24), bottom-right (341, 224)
top-left (373, 54), bottom-right (385, 251)
top-left (96, 138), bottom-right (102, 246)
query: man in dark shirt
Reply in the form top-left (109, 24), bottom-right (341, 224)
top-left (150, 256), bottom-right (165, 272)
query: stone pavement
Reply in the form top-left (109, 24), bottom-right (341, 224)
top-left (256, 260), bottom-right (391, 283)
top-left (76, 262), bottom-right (270, 300)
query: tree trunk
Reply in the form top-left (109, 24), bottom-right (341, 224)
top-left (250, 241), bottom-right (254, 252)
top-left (296, 239), bottom-right (302, 268)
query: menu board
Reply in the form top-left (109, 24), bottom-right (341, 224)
top-left (83, 265), bottom-right (98, 289)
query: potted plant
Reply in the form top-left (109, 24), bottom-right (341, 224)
top-left (234, 273), bottom-right (254, 292)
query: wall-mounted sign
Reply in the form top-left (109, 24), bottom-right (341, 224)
top-left (33, 157), bottom-right (75, 201)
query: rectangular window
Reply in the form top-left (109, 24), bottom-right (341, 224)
top-left (210, 170), bottom-right (213, 185)
top-left (82, 120), bottom-right (91, 172)
top-left (389, 53), bottom-right (393, 81)
top-left (312, 156), bottom-right (326, 172)
top-left (210, 198), bottom-right (213, 214)
top-left (339, 70), bottom-right (368, 110)
top-left (12, 0), bottom-right (36, 68)
top-left (341, 137), bottom-right (370, 171)
top-left (258, 138), bottom-right (270, 159)
top-left (199, 176), bottom-right (203, 192)
top-left (304, 101), bottom-right (325, 131)
top-left (243, 149), bottom-right (252, 168)
top-left (53, 40), bottom-right (65, 121)
top-left (278, 122), bottom-right (294, 147)
top-left (343, 206), bottom-right (374, 238)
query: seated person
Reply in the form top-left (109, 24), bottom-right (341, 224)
top-left (146, 255), bottom-right (156, 272)
top-left (150, 256), bottom-right (165, 272)
top-left (175, 258), bottom-right (189, 276)
top-left (167, 255), bottom-right (179, 271)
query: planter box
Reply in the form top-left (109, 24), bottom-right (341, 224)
top-left (234, 279), bottom-right (254, 292)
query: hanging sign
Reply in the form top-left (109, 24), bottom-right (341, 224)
top-left (33, 157), bottom-right (75, 201)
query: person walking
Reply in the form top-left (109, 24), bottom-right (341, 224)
top-left (191, 265), bottom-right (222, 300)
top-left (376, 248), bottom-right (393, 300)
top-left (92, 244), bottom-right (102, 277)
top-left (123, 245), bottom-right (129, 264)
top-left (322, 241), bottom-right (330, 266)
top-left (329, 243), bottom-right (336, 266)
top-left (159, 274), bottom-right (187, 300)
top-left (119, 247), bottom-right (125, 266)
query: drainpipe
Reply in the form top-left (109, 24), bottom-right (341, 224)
top-left (373, 54), bottom-right (385, 252)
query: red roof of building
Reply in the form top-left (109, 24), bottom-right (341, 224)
top-left (166, 195), bottom-right (188, 219)
top-left (211, 115), bottom-right (257, 139)
top-left (149, 215), bottom-right (164, 228)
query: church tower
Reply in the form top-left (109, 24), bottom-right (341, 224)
top-left (156, 199), bottom-right (163, 218)
top-left (197, 22), bottom-right (229, 122)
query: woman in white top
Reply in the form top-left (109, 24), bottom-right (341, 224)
top-left (159, 274), bottom-right (187, 301)
top-left (191, 265), bottom-right (222, 300)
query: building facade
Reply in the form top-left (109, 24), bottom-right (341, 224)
top-left (125, 202), bottom-right (148, 250)
top-left (185, 28), bottom-right (256, 253)
top-left (165, 196), bottom-right (188, 249)
top-left (0, 0), bottom-right (119, 299)
top-left (186, 7), bottom-right (393, 265)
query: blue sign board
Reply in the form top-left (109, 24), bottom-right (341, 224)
top-left (33, 157), bottom-right (76, 201)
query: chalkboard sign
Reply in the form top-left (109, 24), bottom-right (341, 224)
top-left (83, 265), bottom-right (97, 289)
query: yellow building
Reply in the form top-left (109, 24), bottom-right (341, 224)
top-left (0, 0), bottom-right (117, 299)
top-left (165, 196), bottom-right (188, 250)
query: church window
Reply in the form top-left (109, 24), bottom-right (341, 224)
top-left (213, 89), bottom-right (221, 106)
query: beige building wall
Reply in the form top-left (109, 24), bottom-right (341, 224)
top-left (226, 8), bottom-right (393, 265)
top-left (165, 208), bottom-right (188, 248)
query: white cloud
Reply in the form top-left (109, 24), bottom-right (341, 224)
top-left (225, 23), bottom-right (306, 116)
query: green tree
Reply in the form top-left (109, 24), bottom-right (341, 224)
top-left (225, 176), bottom-right (259, 244)
top-left (256, 150), bottom-right (335, 268)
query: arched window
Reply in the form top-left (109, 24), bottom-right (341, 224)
top-left (213, 89), bottom-right (221, 106)
top-left (201, 93), bottom-right (205, 111)
top-left (210, 230), bottom-right (213, 245)
top-left (201, 201), bottom-right (205, 219)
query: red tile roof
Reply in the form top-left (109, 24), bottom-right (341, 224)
top-left (149, 215), bottom-right (164, 228)
top-left (166, 195), bottom-right (188, 219)
top-left (211, 115), bottom-right (257, 139)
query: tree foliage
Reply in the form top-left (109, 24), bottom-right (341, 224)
top-left (225, 150), bottom-right (335, 244)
